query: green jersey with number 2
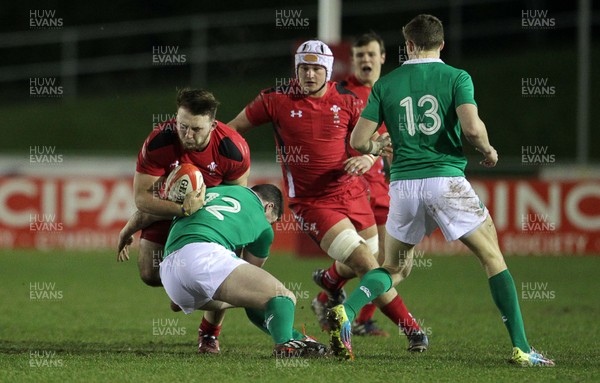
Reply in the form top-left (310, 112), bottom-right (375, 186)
top-left (164, 185), bottom-right (274, 258)
top-left (361, 58), bottom-right (477, 181)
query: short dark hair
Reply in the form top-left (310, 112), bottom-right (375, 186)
top-left (402, 14), bottom-right (444, 51)
top-left (251, 184), bottom-right (284, 221)
top-left (352, 31), bottom-right (386, 54)
top-left (176, 88), bottom-right (220, 119)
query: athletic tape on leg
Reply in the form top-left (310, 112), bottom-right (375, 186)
top-left (365, 236), bottom-right (378, 256)
top-left (327, 229), bottom-right (365, 263)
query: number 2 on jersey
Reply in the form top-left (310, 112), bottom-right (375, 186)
top-left (204, 193), bottom-right (241, 220)
top-left (399, 95), bottom-right (441, 136)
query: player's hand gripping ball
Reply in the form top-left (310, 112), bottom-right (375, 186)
top-left (161, 164), bottom-right (204, 204)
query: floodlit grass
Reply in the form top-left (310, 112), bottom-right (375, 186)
top-left (1, 250), bottom-right (598, 382)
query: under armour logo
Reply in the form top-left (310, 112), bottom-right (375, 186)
top-left (330, 105), bottom-right (341, 113)
top-left (290, 110), bottom-right (303, 118)
top-left (169, 160), bottom-right (180, 170)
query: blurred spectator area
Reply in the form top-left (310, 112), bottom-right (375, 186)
top-left (1, 1), bottom-right (599, 173)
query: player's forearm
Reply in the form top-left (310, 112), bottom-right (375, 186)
top-left (463, 121), bottom-right (493, 154)
top-left (350, 130), bottom-right (372, 154)
top-left (350, 118), bottom-right (381, 154)
top-left (122, 210), bottom-right (164, 236)
top-left (135, 194), bottom-right (184, 218)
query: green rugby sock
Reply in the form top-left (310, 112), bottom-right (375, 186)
top-left (245, 307), bottom-right (304, 340)
top-left (265, 296), bottom-right (295, 344)
top-left (489, 269), bottom-right (530, 352)
top-left (245, 308), bottom-right (270, 336)
top-left (343, 268), bottom-right (392, 323)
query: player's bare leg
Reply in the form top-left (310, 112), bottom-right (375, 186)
top-left (459, 215), bottom-right (506, 277)
top-left (138, 239), bottom-right (163, 287)
top-left (376, 224), bottom-right (386, 265)
top-left (458, 215), bottom-right (553, 365)
top-left (215, 263), bottom-right (295, 308)
top-left (320, 220), bottom-right (396, 304)
top-left (328, 230), bottom-right (428, 355)
top-left (350, 225), bottom-right (389, 337)
top-left (382, 231), bottom-right (416, 285)
top-left (213, 263), bottom-right (327, 357)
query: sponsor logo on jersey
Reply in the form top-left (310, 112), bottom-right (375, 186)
top-left (290, 110), bottom-right (303, 118)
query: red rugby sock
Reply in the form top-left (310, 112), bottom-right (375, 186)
top-left (381, 296), bottom-right (421, 335)
top-left (355, 302), bottom-right (377, 324)
top-left (317, 291), bottom-right (329, 304)
top-left (321, 261), bottom-right (348, 290)
top-left (199, 317), bottom-right (222, 337)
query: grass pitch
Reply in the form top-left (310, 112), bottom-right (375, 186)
top-left (1, 250), bottom-right (599, 382)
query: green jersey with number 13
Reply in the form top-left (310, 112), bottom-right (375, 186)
top-left (164, 185), bottom-right (274, 258)
top-left (361, 58), bottom-right (477, 181)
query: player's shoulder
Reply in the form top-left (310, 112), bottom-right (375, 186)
top-left (213, 121), bottom-right (249, 162)
top-left (437, 62), bottom-right (470, 77)
top-left (262, 80), bottom-right (306, 101)
top-left (144, 119), bottom-right (178, 152)
top-left (331, 81), bottom-right (360, 99)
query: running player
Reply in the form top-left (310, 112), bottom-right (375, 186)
top-left (329, 14), bottom-right (554, 366)
top-left (228, 40), bottom-right (427, 352)
top-left (311, 32), bottom-right (426, 343)
top-left (160, 183), bottom-right (327, 358)
top-left (116, 88), bottom-right (250, 354)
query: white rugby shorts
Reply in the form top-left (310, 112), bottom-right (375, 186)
top-left (386, 177), bottom-right (488, 244)
top-left (159, 243), bottom-right (247, 314)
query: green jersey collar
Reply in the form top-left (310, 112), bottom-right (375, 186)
top-left (402, 58), bottom-right (444, 65)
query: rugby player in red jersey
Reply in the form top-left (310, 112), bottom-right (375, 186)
top-left (228, 40), bottom-right (427, 351)
top-left (116, 88), bottom-right (251, 354)
top-left (310, 33), bottom-right (425, 343)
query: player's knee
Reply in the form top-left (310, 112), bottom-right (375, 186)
top-left (383, 260), bottom-right (412, 281)
top-left (274, 287), bottom-right (296, 305)
top-left (327, 229), bottom-right (366, 264)
top-left (139, 269), bottom-right (162, 287)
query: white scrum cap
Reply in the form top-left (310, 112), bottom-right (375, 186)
top-left (295, 40), bottom-right (334, 81)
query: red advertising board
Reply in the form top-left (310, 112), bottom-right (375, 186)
top-left (0, 176), bottom-right (598, 255)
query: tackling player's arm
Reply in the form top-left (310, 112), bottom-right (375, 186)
top-left (243, 227), bottom-right (274, 269)
top-left (239, 248), bottom-right (268, 268)
top-left (456, 104), bottom-right (498, 167)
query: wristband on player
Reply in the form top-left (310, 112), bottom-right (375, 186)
top-left (181, 206), bottom-right (189, 217)
top-left (363, 154), bottom-right (376, 166)
top-left (367, 140), bottom-right (383, 156)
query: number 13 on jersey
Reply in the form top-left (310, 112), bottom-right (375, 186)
top-left (399, 95), bottom-right (442, 136)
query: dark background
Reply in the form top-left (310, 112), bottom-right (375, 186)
top-left (1, 0), bottom-right (598, 172)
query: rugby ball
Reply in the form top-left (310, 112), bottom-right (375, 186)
top-left (162, 164), bottom-right (204, 203)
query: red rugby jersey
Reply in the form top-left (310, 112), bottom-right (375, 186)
top-left (245, 81), bottom-right (364, 201)
top-left (136, 120), bottom-right (250, 187)
top-left (341, 75), bottom-right (387, 184)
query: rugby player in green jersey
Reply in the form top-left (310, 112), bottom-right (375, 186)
top-left (327, 14), bottom-right (554, 366)
top-left (160, 184), bottom-right (327, 357)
